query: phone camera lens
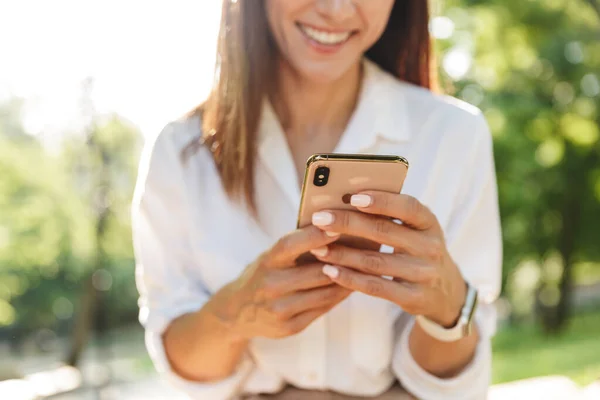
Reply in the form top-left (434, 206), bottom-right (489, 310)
top-left (313, 166), bottom-right (330, 187)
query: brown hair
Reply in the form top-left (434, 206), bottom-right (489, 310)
top-left (192, 0), bottom-right (435, 212)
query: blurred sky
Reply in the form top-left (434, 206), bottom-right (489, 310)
top-left (0, 1), bottom-right (462, 143)
top-left (0, 0), bottom-right (221, 140)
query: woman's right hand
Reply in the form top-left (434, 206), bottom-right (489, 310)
top-left (207, 226), bottom-right (351, 340)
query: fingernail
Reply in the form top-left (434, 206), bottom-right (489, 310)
top-left (312, 211), bottom-right (334, 226)
top-left (310, 246), bottom-right (329, 257)
top-left (322, 265), bottom-right (339, 279)
top-left (325, 231), bottom-right (340, 237)
top-left (351, 194), bottom-right (372, 207)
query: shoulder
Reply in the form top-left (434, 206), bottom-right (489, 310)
top-left (135, 113), bottom-right (206, 189)
top-left (406, 85), bottom-right (488, 139)
top-left (369, 62), bottom-right (490, 145)
top-left (144, 113), bottom-right (203, 159)
top-left (411, 87), bottom-right (490, 148)
top-left (402, 84), bottom-right (488, 142)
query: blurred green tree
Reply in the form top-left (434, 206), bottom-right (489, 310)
top-left (61, 78), bottom-right (142, 365)
top-left (442, 0), bottom-right (600, 331)
top-left (0, 91), bottom-right (142, 353)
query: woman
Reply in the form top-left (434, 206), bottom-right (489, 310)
top-left (132, 0), bottom-right (502, 399)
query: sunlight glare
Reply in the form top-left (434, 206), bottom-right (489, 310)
top-left (0, 0), bottom-right (222, 140)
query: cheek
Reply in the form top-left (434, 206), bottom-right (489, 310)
top-left (361, 3), bottom-right (395, 46)
top-left (265, 0), bottom-right (287, 53)
top-left (265, 0), bottom-right (303, 58)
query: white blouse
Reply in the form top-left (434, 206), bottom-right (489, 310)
top-left (132, 59), bottom-right (502, 400)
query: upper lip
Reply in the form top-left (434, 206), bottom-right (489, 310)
top-left (297, 22), bottom-right (356, 34)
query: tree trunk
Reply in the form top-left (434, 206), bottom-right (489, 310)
top-left (65, 79), bottom-right (112, 366)
top-left (540, 146), bottom-right (595, 333)
top-left (65, 276), bottom-right (98, 366)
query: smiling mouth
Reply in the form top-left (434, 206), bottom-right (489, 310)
top-left (297, 22), bottom-right (357, 46)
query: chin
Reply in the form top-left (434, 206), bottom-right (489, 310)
top-left (294, 61), bottom-right (358, 85)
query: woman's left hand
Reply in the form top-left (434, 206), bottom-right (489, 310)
top-left (310, 191), bottom-right (467, 327)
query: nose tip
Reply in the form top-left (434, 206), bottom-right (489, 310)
top-left (315, 0), bottom-right (356, 20)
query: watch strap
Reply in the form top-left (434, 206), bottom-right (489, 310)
top-left (415, 283), bottom-right (478, 342)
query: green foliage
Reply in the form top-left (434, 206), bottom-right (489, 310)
top-left (0, 98), bottom-right (142, 338)
top-left (442, 0), bottom-right (600, 326)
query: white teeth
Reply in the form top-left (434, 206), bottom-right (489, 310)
top-left (300, 24), bottom-right (351, 45)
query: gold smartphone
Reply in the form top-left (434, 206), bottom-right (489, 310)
top-left (296, 153), bottom-right (409, 259)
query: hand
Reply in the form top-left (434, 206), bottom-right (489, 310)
top-left (309, 191), bottom-right (467, 327)
top-left (208, 226), bottom-right (351, 340)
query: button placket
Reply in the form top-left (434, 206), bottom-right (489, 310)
top-left (301, 315), bottom-right (326, 388)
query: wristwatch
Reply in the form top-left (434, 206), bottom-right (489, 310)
top-left (415, 281), bottom-right (478, 342)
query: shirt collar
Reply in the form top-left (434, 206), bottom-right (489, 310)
top-left (334, 58), bottom-right (411, 153)
top-left (256, 58), bottom-right (412, 209)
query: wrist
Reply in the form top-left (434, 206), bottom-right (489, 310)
top-left (204, 283), bottom-right (251, 344)
top-left (431, 277), bottom-right (468, 328)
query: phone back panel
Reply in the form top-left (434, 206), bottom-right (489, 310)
top-left (297, 154), bottom-right (409, 229)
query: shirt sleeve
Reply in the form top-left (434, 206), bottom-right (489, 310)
top-left (392, 111), bottom-right (502, 400)
top-left (132, 122), bottom-right (254, 400)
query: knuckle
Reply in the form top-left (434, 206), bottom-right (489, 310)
top-left (320, 287), bottom-right (338, 303)
top-left (339, 211), bottom-right (351, 229)
top-left (273, 236), bottom-right (292, 255)
top-left (430, 271), bottom-right (443, 289)
top-left (373, 218), bottom-right (391, 236)
top-left (407, 289), bottom-right (426, 310)
top-left (410, 264), bottom-right (428, 282)
top-left (404, 195), bottom-right (422, 216)
top-left (324, 246), bottom-right (340, 262)
top-left (426, 237), bottom-right (445, 261)
top-left (417, 266), bottom-right (438, 286)
top-left (268, 303), bottom-right (290, 321)
top-left (338, 288), bottom-right (352, 301)
top-left (373, 193), bottom-right (389, 210)
top-left (310, 264), bottom-right (328, 281)
top-left (259, 278), bottom-right (281, 300)
top-left (362, 252), bottom-right (385, 274)
top-left (305, 226), bottom-right (322, 243)
top-left (281, 320), bottom-right (302, 336)
top-left (337, 269), bottom-right (352, 286)
top-left (365, 279), bottom-right (384, 296)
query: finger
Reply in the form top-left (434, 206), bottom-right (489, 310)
top-left (310, 245), bottom-right (434, 283)
top-left (265, 263), bottom-right (335, 297)
top-left (270, 286), bottom-right (351, 320)
top-left (268, 225), bottom-right (340, 268)
top-left (322, 265), bottom-right (419, 307)
top-left (350, 192), bottom-right (437, 231)
top-left (282, 306), bottom-right (330, 337)
top-left (312, 209), bottom-right (429, 255)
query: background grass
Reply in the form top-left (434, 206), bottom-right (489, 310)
top-left (492, 310), bottom-right (600, 386)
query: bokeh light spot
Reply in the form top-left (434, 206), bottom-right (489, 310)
top-left (443, 48), bottom-right (472, 81)
top-left (92, 269), bottom-right (113, 291)
top-left (560, 113), bottom-right (599, 147)
top-left (53, 297), bottom-right (74, 320)
top-left (554, 82), bottom-right (575, 105)
top-left (564, 41), bottom-right (584, 64)
top-left (429, 16), bottom-right (454, 39)
top-left (484, 108), bottom-right (506, 136)
top-left (536, 138), bottom-right (564, 168)
top-left (0, 300), bottom-right (16, 326)
top-left (460, 84), bottom-right (484, 106)
top-left (581, 74), bottom-right (600, 97)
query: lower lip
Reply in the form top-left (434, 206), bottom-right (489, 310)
top-left (298, 26), bottom-right (354, 54)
